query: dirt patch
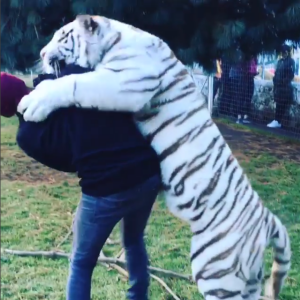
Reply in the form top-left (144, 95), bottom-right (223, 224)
top-left (1, 121), bottom-right (299, 184)
top-left (1, 149), bottom-right (76, 184)
top-left (216, 122), bottom-right (300, 162)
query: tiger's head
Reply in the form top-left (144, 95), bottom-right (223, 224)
top-left (40, 15), bottom-right (110, 74)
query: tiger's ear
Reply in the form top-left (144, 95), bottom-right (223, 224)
top-left (76, 15), bottom-right (98, 34)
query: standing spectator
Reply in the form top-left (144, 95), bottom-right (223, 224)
top-left (267, 45), bottom-right (295, 128)
top-left (218, 59), bottom-right (231, 116)
top-left (213, 59), bottom-right (222, 101)
top-left (229, 62), bottom-right (243, 123)
top-left (240, 56), bottom-right (258, 124)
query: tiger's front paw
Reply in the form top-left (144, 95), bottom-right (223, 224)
top-left (19, 96), bottom-right (54, 122)
top-left (17, 79), bottom-right (66, 122)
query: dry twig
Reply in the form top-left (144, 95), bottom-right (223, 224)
top-left (150, 274), bottom-right (181, 300)
top-left (3, 249), bottom-right (192, 282)
top-left (100, 250), bottom-right (129, 278)
top-left (55, 229), bottom-right (72, 249)
top-left (2, 249), bottom-right (274, 300)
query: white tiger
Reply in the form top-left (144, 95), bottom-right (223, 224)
top-left (18, 15), bottom-right (291, 300)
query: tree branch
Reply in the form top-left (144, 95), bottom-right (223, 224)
top-left (2, 249), bottom-right (193, 282)
top-left (150, 274), bottom-right (181, 300)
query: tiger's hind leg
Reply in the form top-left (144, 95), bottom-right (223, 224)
top-left (191, 238), bottom-right (245, 300)
top-left (241, 280), bottom-right (262, 300)
top-left (196, 276), bottom-right (245, 300)
top-left (241, 266), bottom-right (264, 300)
top-left (204, 291), bottom-right (244, 300)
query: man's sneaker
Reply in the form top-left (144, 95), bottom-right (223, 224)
top-left (242, 115), bottom-right (251, 124)
top-left (236, 115), bottom-right (243, 124)
top-left (267, 120), bottom-right (281, 128)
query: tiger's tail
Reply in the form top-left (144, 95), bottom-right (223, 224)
top-left (264, 215), bottom-right (291, 299)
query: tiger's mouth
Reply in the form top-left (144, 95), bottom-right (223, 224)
top-left (49, 57), bottom-right (67, 74)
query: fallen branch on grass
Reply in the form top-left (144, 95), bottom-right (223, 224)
top-left (55, 229), bottom-right (72, 249)
top-left (2, 249), bottom-right (193, 282)
top-left (150, 274), bottom-right (181, 300)
top-left (2, 249), bottom-right (274, 300)
top-left (99, 250), bottom-right (129, 279)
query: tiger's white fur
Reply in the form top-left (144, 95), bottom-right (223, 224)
top-left (18, 15), bottom-right (291, 300)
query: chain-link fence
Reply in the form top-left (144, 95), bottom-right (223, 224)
top-left (191, 50), bottom-right (300, 140)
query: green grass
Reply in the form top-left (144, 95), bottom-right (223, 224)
top-left (1, 116), bottom-right (300, 299)
top-left (215, 117), bottom-right (300, 144)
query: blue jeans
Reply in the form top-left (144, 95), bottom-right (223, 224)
top-left (66, 175), bottom-right (160, 300)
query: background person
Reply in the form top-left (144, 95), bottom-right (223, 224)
top-left (240, 56), bottom-right (258, 124)
top-left (267, 45), bottom-right (295, 128)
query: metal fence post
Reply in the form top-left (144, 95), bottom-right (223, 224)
top-left (207, 75), bottom-right (214, 116)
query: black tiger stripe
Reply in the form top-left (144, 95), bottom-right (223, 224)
top-left (153, 75), bottom-right (186, 98)
top-left (124, 75), bottom-right (159, 84)
top-left (175, 102), bottom-right (206, 126)
top-left (146, 112), bottom-right (184, 143)
top-left (190, 206), bottom-right (206, 221)
top-left (177, 197), bottom-right (195, 210)
top-left (174, 153), bottom-right (212, 196)
top-left (182, 82), bottom-right (196, 90)
top-left (101, 32), bottom-right (121, 59)
top-left (158, 125), bottom-right (200, 162)
top-left (270, 218), bottom-right (278, 238)
top-left (196, 256), bottom-right (239, 281)
top-left (236, 265), bottom-right (247, 282)
top-left (238, 202), bottom-right (263, 239)
top-left (274, 256), bottom-right (290, 264)
top-left (174, 69), bottom-right (189, 77)
top-left (236, 199), bottom-right (260, 232)
top-left (212, 165), bottom-right (240, 209)
top-left (106, 54), bottom-right (138, 64)
top-left (134, 110), bottom-right (159, 122)
top-left (233, 190), bottom-right (255, 231)
top-left (57, 29), bottom-right (74, 42)
top-left (211, 180), bottom-right (241, 230)
top-left (194, 164), bottom-right (223, 210)
top-left (189, 121), bottom-right (215, 143)
top-left (202, 233), bottom-right (245, 265)
top-left (249, 245), bottom-right (262, 270)
top-left (212, 142), bottom-right (226, 168)
top-left (204, 289), bottom-right (241, 299)
top-left (238, 181), bottom-right (249, 200)
top-left (120, 83), bottom-right (161, 94)
top-left (158, 60), bottom-right (178, 78)
top-left (274, 246), bottom-right (285, 255)
top-left (169, 162), bottom-right (187, 183)
top-left (104, 67), bottom-right (139, 73)
top-left (70, 34), bottom-right (75, 54)
top-left (161, 51), bottom-right (175, 62)
top-left (235, 173), bottom-right (245, 191)
top-left (247, 229), bottom-right (263, 268)
top-left (74, 35), bottom-right (81, 64)
top-left (188, 135), bottom-right (221, 168)
top-left (73, 81), bottom-right (77, 100)
top-left (225, 154), bottom-right (235, 171)
top-left (163, 89), bottom-right (195, 106)
top-left (246, 279), bottom-right (259, 285)
top-left (193, 202), bottom-right (225, 235)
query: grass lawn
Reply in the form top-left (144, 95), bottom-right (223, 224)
top-left (1, 115), bottom-right (300, 300)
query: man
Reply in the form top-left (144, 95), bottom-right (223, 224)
top-left (1, 67), bottom-right (161, 300)
top-left (267, 44), bottom-right (295, 128)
